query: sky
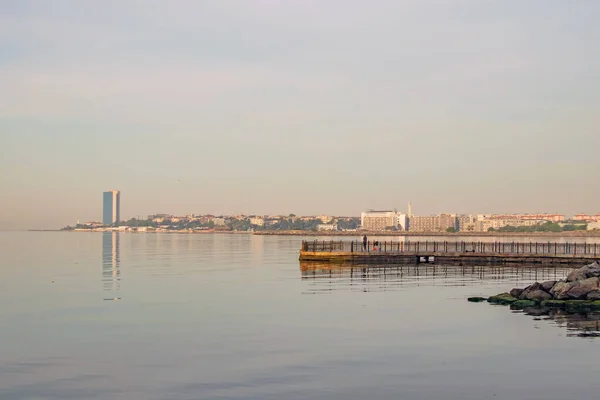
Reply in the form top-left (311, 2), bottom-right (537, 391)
top-left (1, 0), bottom-right (600, 229)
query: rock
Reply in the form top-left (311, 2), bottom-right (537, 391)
top-left (542, 299), bottom-right (600, 312)
top-left (564, 300), bottom-right (600, 313)
top-left (585, 261), bottom-right (600, 278)
top-left (524, 282), bottom-right (543, 292)
top-left (550, 280), bottom-right (578, 300)
top-left (586, 290), bottom-right (600, 300)
top-left (541, 280), bottom-right (557, 292)
top-left (567, 268), bottom-right (588, 282)
top-left (488, 293), bottom-right (518, 305)
top-left (566, 262), bottom-right (600, 282)
top-left (521, 289), bottom-right (552, 302)
top-left (509, 288), bottom-right (524, 299)
top-left (541, 300), bottom-right (567, 308)
top-left (511, 300), bottom-right (537, 309)
top-left (519, 282), bottom-right (551, 302)
top-left (567, 277), bottom-right (600, 300)
top-left (468, 297), bottom-right (487, 302)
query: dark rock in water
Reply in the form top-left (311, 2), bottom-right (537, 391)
top-left (541, 299), bottom-right (600, 312)
top-left (488, 293), bottom-right (518, 305)
top-left (541, 300), bottom-right (567, 308)
top-left (567, 268), bottom-right (588, 283)
top-left (586, 290), bottom-right (600, 300)
top-left (541, 280), bottom-right (557, 292)
top-left (475, 264), bottom-right (600, 326)
top-left (519, 282), bottom-right (551, 302)
top-left (521, 289), bottom-right (552, 302)
top-left (511, 300), bottom-right (537, 309)
top-left (585, 261), bottom-right (600, 277)
top-left (550, 280), bottom-right (577, 300)
top-left (566, 288), bottom-right (587, 300)
top-left (564, 300), bottom-right (600, 313)
top-left (567, 277), bottom-right (599, 300)
top-left (468, 297), bottom-right (487, 302)
top-left (524, 282), bottom-right (543, 292)
top-left (567, 262), bottom-right (600, 282)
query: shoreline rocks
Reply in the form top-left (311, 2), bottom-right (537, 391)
top-left (472, 261), bottom-right (600, 311)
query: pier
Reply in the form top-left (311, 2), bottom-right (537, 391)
top-left (299, 240), bottom-right (600, 265)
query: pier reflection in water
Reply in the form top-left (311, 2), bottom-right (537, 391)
top-left (300, 262), bottom-right (570, 290)
top-left (300, 262), bottom-right (600, 338)
top-left (101, 232), bottom-right (121, 299)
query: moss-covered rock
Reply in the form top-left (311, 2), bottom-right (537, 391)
top-left (488, 293), bottom-right (518, 305)
top-left (564, 300), bottom-right (600, 312)
top-left (541, 300), bottom-right (567, 308)
top-left (541, 299), bottom-right (600, 312)
top-left (511, 300), bottom-right (537, 309)
top-left (467, 297), bottom-right (487, 302)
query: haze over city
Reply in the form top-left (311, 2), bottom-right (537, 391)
top-left (1, 1), bottom-right (600, 230)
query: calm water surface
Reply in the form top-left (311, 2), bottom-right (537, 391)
top-left (1, 232), bottom-right (599, 400)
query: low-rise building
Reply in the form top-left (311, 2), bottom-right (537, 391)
top-left (460, 220), bottom-right (494, 232)
top-left (264, 218), bottom-right (280, 226)
top-left (587, 221), bottom-right (600, 231)
top-left (250, 217), bottom-right (264, 226)
top-left (408, 216), bottom-right (440, 232)
top-left (488, 213), bottom-right (565, 222)
top-left (212, 218), bottom-right (226, 226)
top-left (317, 224), bottom-right (338, 231)
top-left (361, 210), bottom-right (398, 231)
top-left (574, 214), bottom-right (600, 222)
top-left (457, 215), bottom-right (475, 231)
top-left (440, 213), bottom-right (457, 231)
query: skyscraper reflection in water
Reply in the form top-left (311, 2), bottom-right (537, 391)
top-left (102, 232), bottom-right (121, 298)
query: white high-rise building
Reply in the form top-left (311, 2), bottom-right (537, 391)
top-left (396, 214), bottom-right (408, 231)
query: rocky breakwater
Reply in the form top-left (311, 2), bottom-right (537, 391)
top-left (469, 262), bottom-right (600, 311)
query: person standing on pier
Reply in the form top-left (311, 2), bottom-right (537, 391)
top-left (363, 235), bottom-right (367, 251)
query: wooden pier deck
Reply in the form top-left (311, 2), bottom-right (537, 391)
top-left (299, 240), bottom-right (600, 266)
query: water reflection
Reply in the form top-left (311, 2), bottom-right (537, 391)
top-left (516, 308), bottom-right (600, 338)
top-left (101, 232), bottom-right (121, 298)
top-left (300, 262), bottom-right (570, 291)
top-left (300, 262), bottom-right (600, 338)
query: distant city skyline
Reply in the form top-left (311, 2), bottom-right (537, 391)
top-left (2, 1), bottom-right (600, 230)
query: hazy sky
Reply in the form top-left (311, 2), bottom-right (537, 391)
top-left (1, 0), bottom-right (600, 229)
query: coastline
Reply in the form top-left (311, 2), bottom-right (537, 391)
top-left (43, 229), bottom-right (600, 237)
top-left (254, 230), bottom-right (600, 237)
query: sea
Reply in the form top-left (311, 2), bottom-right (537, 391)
top-left (1, 231), bottom-right (599, 400)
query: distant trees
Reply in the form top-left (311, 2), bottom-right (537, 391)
top-left (496, 222), bottom-right (586, 233)
top-left (336, 218), bottom-right (360, 230)
top-left (229, 219), bottom-right (251, 231)
top-left (269, 218), bottom-right (322, 231)
top-left (446, 227), bottom-right (457, 233)
top-left (120, 218), bottom-right (158, 228)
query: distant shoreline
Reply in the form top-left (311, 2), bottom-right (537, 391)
top-left (253, 230), bottom-right (600, 237)
top-left (47, 229), bottom-right (600, 237)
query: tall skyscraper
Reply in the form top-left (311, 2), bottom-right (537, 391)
top-left (102, 190), bottom-right (120, 225)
